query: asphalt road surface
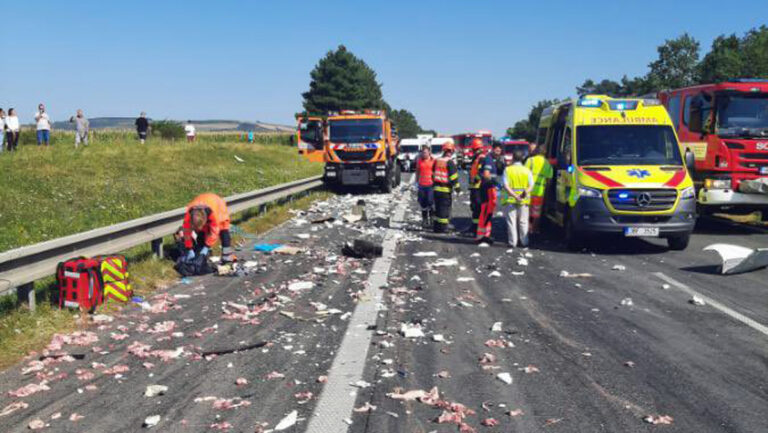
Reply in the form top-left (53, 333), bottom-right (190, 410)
top-left (1, 174), bottom-right (767, 433)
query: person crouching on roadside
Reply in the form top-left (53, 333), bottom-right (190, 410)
top-left (182, 193), bottom-right (235, 264)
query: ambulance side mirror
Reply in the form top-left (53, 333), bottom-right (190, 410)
top-left (685, 151), bottom-right (695, 172)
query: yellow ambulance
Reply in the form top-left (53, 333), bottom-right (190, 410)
top-left (537, 95), bottom-right (697, 250)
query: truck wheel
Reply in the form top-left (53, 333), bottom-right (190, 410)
top-left (394, 164), bottom-right (402, 186)
top-left (667, 233), bottom-right (690, 251)
top-left (381, 173), bottom-right (392, 193)
top-left (564, 211), bottom-right (583, 251)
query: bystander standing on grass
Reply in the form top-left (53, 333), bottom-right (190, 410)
top-left (185, 120), bottom-right (196, 142)
top-left (5, 108), bottom-right (20, 152)
top-left (34, 103), bottom-right (52, 146)
top-left (70, 109), bottom-right (90, 148)
top-left (0, 108), bottom-right (5, 153)
top-left (135, 112), bottom-right (149, 144)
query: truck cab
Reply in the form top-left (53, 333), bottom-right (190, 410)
top-left (295, 114), bottom-right (325, 163)
top-left (539, 95), bottom-right (697, 250)
top-left (499, 137), bottom-right (530, 165)
top-left (659, 80), bottom-right (768, 218)
top-left (323, 110), bottom-right (401, 191)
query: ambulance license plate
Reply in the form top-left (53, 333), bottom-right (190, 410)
top-left (624, 227), bottom-right (659, 237)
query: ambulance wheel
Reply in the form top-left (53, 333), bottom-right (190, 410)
top-left (667, 233), bottom-right (690, 251)
top-left (564, 211), bottom-right (583, 251)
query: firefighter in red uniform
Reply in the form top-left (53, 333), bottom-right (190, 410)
top-left (432, 142), bottom-right (461, 233)
top-left (415, 145), bottom-right (436, 228)
top-left (182, 193), bottom-right (235, 263)
top-left (466, 138), bottom-right (487, 235)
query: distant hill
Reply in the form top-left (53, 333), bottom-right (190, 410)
top-left (51, 117), bottom-right (293, 133)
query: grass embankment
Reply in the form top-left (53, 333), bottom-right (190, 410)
top-left (0, 131), bottom-right (328, 369)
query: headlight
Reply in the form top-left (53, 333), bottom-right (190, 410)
top-left (704, 179), bottom-right (731, 189)
top-left (680, 186), bottom-right (696, 199)
top-left (578, 186), bottom-right (602, 198)
top-left (397, 154), bottom-right (405, 160)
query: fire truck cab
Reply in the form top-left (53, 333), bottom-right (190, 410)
top-left (659, 79), bottom-right (768, 218)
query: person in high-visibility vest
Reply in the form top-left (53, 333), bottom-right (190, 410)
top-left (432, 142), bottom-right (460, 233)
top-left (502, 150), bottom-right (534, 248)
top-left (524, 143), bottom-right (554, 235)
top-left (476, 141), bottom-right (505, 243)
top-left (415, 145), bottom-right (436, 229)
top-left (465, 138), bottom-right (486, 236)
top-left (182, 193), bottom-right (235, 263)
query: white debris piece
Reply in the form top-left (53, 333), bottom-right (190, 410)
top-left (432, 334), bottom-right (445, 342)
top-left (431, 258), bottom-right (459, 267)
top-left (703, 243), bottom-right (768, 274)
top-left (470, 252), bottom-right (481, 257)
top-left (690, 296), bottom-right (706, 306)
top-left (516, 257), bottom-right (529, 266)
top-left (620, 298), bottom-right (634, 307)
top-left (612, 264), bottom-right (626, 271)
top-left (288, 281), bottom-right (314, 292)
top-left (144, 385), bottom-right (168, 397)
top-left (488, 271), bottom-right (501, 278)
top-left (400, 323), bottom-right (425, 338)
top-left (456, 277), bottom-right (475, 282)
top-left (143, 415), bottom-right (161, 428)
top-left (496, 372), bottom-right (513, 385)
top-left (413, 251), bottom-right (438, 257)
top-left (491, 322), bottom-right (502, 332)
top-left (296, 233), bottom-right (310, 240)
top-left (661, 284), bottom-right (671, 290)
top-left (511, 271), bottom-right (524, 276)
top-left (274, 410), bottom-right (298, 431)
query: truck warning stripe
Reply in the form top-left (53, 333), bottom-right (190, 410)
top-left (664, 170), bottom-right (686, 187)
top-left (579, 168), bottom-right (623, 188)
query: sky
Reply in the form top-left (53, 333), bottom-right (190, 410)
top-left (0, 0), bottom-right (766, 136)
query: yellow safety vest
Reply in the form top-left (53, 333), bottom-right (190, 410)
top-left (503, 164), bottom-right (532, 205)
top-left (525, 155), bottom-right (553, 198)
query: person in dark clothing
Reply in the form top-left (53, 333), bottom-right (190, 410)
top-left (465, 138), bottom-right (487, 236)
top-left (476, 141), bottom-right (505, 244)
top-left (432, 142), bottom-right (461, 233)
top-left (135, 112), bottom-right (149, 144)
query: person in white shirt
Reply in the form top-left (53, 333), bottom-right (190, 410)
top-left (0, 108), bottom-right (6, 153)
top-left (70, 109), bottom-right (90, 148)
top-left (185, 121), bottom-right (196, 142)
top-left (34, 103), bottom-right (52, 146)
top-left (5, 108), bottom-right (21, 152)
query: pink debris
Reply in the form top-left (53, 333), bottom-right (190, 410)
top-left (85, 385), bottom-right (98, 391)
top-left (265, 371), bottom-right (285, 380)
top-left (0, 401), bottom-right (29, 417)
top-left (50, 412), bottom-right (61, 420)
top-left (110, 333), bottom-right (130, 341)
top-left (481, 418), bottom-right (499, 427)
top-left (69, 413), bottom-right (85, 422)
top-left (644, 415), bottom-right (674, 425)
top-left (147, 321), bottom-right (176, 334)
top-left (21, 360), bottom-right (45, 375)
top-left (210, 422), bottom-right (233, 430)
top-left (45, 331), bottom-right (99, 352)
top-left (523, 365), bottom-right (540, 374)
top-left (235, 378), bottom-right (248, 386)
top-left (143, 362), bottom-right (155, 369)
top-left (436, 410), bottom-right (464, 425)
top-left (91, 362), bottom-right (106, 369)
top-left (479, 353), bottom-right (496, 365)
top-left (127, 341), bottom-right (152, 359)
top-left (294, 391), bottom-right (313, 404)
top-left (387, 387), bottom-right (439, 405)
top-left (508, 409), bottom-right (524, 417)
top-left (484, 339), bottom-right (508, 348)
top-left (317, 375), bottom-right (328, 383)
top-left (8, 382), bottom-right (50, 398)
top-left (76, 369), bottom-right (95, 381)
top-left (437, 370), bottom-right (450, 378)
top-left (28, 419), bottom-right (46, 429)
top-left (212, 398), bottom-right (251, 410)
top-left (103, 364), bottom-right (130, 375)
top-left (459, 424), bottom-right (477, 433)
top-left (151, 347), bottom-right (184, 362)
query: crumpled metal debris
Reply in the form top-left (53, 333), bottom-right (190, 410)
top-left (274, 410), bottom-right (298, 431)
top-left (704, 243), bottom-right (768, 274)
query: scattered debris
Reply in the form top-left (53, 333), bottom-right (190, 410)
top-left (661, 283), bottom-right (671, 290)
top-left (612, 264), bottom-right (626, 271)
top-left (559, 271), bottom-right (593, 278)
top-left (432, 334), bottom-right (445, 342)
top-left (496, 372), bottom-right (513, 385)
top-left (431, 258), bottom-right (459, 267)
top-left (274, 410), bottom-right (298, 431)
top-left (508, 409), bottom-right (524, 417)
top-left (400, 323), bottom-right (425, 338)
top-left (690, 296), bottom-right (706, 306)
top-left (644, 414), bottom-right (674, 425)
top-left (235, 378), bottom-right (248, 386)
top-left (353, 402), bottom-right (377, 413)
top-left (522, 365), bottom-right (540, 374)
top-left (8, 382), bottom-right (50, 398)
top-left (144, 385), bottom-right (168, 397)
top-left (624, 361), bottom-right (636, 368)
top-left (413, 251), bottom-right (438, 257)
top-left (620, 298), bottom-right (634, 307)
top-left (481, 418), bottom-right (499, 427)
top-left (704, 243), bottom-right (768, 274)
top-left (143, 415), bottom-right (161, 428)
top-left (490, 322), bottom-right (502, 332)
top-left (1, 401), bottom-right (29, 417)
top-left (288, 281), bottom-right (314, 292)
top-left (488, 271), bottom-right (501, 278)
top-left (342, 239), bottom-right (383, 259)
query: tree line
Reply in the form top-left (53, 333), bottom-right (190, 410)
top-left (302, 45), bottom-right (433, 138)
top-left (508, 26), bottom-right (768, 142)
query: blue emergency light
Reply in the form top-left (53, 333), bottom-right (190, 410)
top-left (608, 100), bottom-right (639, 111)
top-left (578, 98), bottom-right (602, 107)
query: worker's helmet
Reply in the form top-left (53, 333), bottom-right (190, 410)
top-left (470, 138), bottom-right (484, 151)
top-left (441, 142), bottom-right (455, 153)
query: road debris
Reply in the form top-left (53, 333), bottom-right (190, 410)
top-left (612, 264), bottom-right (626, 271)
top-left (1, 401), bottom-right (29, 417)
top-left (143, 415), bottom-right (161, 428)
top-left (620, 298), bottom-right (634, 307)
top-left (690, 296), bottom-right (706, 306)
top-left (288, 281), bottom-right (314, 292)
top-left (342, 239), bottom-right (382, 258)
top-left (28, 419), bottom-right (46, 429)
top-left (353, 402), bottom-right (377, 413)
top-left (413, 251), bottom-right (438, 257)
top-left (496, 372), bottom-right (513, 385)
top-left (508, 409), bottom-right (524, 417)
top-left (559, 270), bottom-right (593, 278)
top-left (144, 385), bottom-right (168, 397)
top-left (490, 322), bottom-right (502, 332)
top-left (400, 323), bottom-right (425, 338)
top-left (704, 243), bottom-right (768, 274)
top-left (274, 410), bottom-right (298, 430)
top-left (644, 414), bottom-right (674, 425)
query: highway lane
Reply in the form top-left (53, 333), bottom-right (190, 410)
top-left (1, 174), bottom-right (767, 432)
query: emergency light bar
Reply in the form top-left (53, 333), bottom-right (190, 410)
top-left (608, 100), bottom-right (639, 111)
top-left (578, 98), bottom-right (603, 107)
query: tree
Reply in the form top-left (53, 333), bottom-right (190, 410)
top-left (302, 45), bottom-right (385, 113)
top-left (646, 33), bottom-right (701, 89)
top-left (506, 99), bottom-right (560, 142)
top-left (576, 78), bottom-right (624, 97)
top-left (739, 26), bottom-right (768, 79)
top-left (699, 34), bottom-right (744, 83)
top-left (389, 109), bottom-right (423, 138)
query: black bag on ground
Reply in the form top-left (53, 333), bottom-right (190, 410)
top-left (342, 239), bottom-right (383, 259)
top-left (174, 255), bottom-right (214, 276)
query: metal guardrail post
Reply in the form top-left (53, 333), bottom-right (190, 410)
top-left (17, 283), bottom-right (35, 311)
top-left (151, 238), bottom-right (164, 258)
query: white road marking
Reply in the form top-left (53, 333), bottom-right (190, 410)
top-left (654, 272), bottom-right (768, 337)
top-left (305, 190), bottom-right (407, 433)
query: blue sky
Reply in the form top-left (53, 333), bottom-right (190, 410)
top-left (0, 0), bottom-right (765, 135)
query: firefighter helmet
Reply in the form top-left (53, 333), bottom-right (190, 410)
top-left (470, 138), bottom-right (484, 150)
top-left (441, 142), bottom-right (455, 153)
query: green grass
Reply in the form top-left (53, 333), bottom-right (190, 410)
top-left (0, 131), bottom-right (319, 251)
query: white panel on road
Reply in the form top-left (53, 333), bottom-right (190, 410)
top-left (305, 191), bottom-right (407, 433)
top-left (654, 272), bottom-right (768, 337)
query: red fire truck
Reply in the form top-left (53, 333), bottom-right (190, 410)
top-left (452, 131), bottom-right (493, 168)
top-left (659, 79), bottom-right (768, 219)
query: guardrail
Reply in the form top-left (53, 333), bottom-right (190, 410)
top-left (0, 176), bottom-right (324, 310)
